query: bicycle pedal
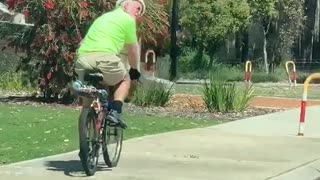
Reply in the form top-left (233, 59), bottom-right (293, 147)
top-left (119, 123), bottom-right (127, 129)
top-left (106, 117), bottom-right (127, 129)
top-left (108, 122), bottom-right (117, 126)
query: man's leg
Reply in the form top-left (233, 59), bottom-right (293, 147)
top-left (97, 54), bottom-right (130, 127)
top-left (109, 75), bottom-right (131, 113)
top-left (118, 53), bottom-right (137, 102)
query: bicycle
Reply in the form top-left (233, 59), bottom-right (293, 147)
top-left (71, 73), bottom-right (127, 176)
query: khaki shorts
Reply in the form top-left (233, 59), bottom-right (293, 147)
top-left (118, 53), bottom-right (130, 71)
top-left (75, 53), bottom-right (128, 107)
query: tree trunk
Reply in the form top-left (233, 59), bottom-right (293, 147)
top-left (195, 44), bottom-right (204, 70)
top-left (310, 32), bottom-right (314, 62)
top-left (208, 42), bottom-right (219, 68)
top-left (314, 0), bottom-right (320, 42)
top-left (263, 31), bottom-right (269, 74)
top-left (235, 32), bottom-right (241, 62)
top-left (262, 20), bottom-right (271, 74)
top-left (270, 48), bottom-right (275, 73)
top-left (208, 44), bottom-right (214, 68)
top-left (209, 54), bottom-right (214, 68)
top-left (241, 29), bottom-right (249, 62)
top-left (298, 34), bottom-right (302, 57)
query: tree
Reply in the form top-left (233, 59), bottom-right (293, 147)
top-left (277, 0), bottom-right (304, 62)
top-left (247, 0), bottom-right (304, 73)
top-left (179, 0), bottom-right (250, 68)
top-left (138, 0), bottom-right (169, 45)
top-left (248, 0), bottom-right (278, 74)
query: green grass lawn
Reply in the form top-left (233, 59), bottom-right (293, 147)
top-left (0, 103), bottom-right (217, 165)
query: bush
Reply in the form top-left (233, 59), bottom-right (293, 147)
top-left (202, 80), bottom-right (255, 112)
top-left (133, 81), bottom-right (173, 107)
top-left (179, 70), bottom-right (210, 80)
top-left (178, 50), bottom-right (211, 73)
top-left (156, 55), bottom-right (171, 80)
top-left (251, 67), bottom-right (287, 83)
top-left (251, 72), bottom-right (282, 82)
top-left (296, 72), bottom-right (311, 84)
top-left (178, 55), bottom-right (290, 83)
top-left (0, 70), bottom-right (34, 92)
top-left (208, 65), bottom-right (244, 82)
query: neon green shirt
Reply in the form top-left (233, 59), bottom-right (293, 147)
top-left (77, 8), bottom-right (137, 56)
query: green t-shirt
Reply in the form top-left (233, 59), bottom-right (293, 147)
top-left (77, 8), bottom-right (137, 56)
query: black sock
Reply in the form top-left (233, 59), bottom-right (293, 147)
top-left (111, 100), bottom-right (123, 113)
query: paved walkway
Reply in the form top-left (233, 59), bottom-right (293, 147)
top-left (1, 106), bottom-right (320, 180)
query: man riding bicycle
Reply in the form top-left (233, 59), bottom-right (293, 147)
top-left (75, 0), bottom-right (146, 126)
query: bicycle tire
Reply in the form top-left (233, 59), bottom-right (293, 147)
top-left (78, 108), bottom-right (100, 176)
top-left (102, 122), bottom-right (123, 167)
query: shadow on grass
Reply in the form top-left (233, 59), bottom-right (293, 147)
top-left (0, 95), bottom-right (41, 103)
top-left (45, 160), bottom-right (112, 177)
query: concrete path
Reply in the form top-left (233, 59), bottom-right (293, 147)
top-left (1, 106), bottom-right (320, 180)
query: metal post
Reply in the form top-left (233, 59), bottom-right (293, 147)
top-left (285, 61), bottom-right (297, 87)
top-left (298, 73), bottom-right (320, 136)
top-left (245, 60), bottom-right (252, 84)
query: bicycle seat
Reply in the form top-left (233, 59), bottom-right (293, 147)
top-left (84, 73), bottom-right (103, 85)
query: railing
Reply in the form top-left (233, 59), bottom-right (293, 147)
top-left (297, 73), bottom-right (320, 136)
top-left (245, 60), bottom-right (252, 84)
top-left (144, 49), bottom-right (156, 77)
top-left (285, 61), bottom-right (297, 87)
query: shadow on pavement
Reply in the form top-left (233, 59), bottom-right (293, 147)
top-left (45, 160), bottom-right (112, 177)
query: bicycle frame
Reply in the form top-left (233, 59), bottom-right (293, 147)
top-left (91, 97), bottom-right (102, 112)
top-left (90, 97), bottom-right (108, 135)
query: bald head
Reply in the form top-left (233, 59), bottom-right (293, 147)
top-left (116, 0), bottom-right (146, 17)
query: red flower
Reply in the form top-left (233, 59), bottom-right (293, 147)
top-left (23, 10), bottom-right (30, 20)
top-left (47, 72), bottom-right (52, 80)
top-left (40, 78), bottom-right (46, 86)
top-left (80, 1), bottom-right (89, 8)
top-left (80, 10), bottom-right (88, 18)
top-left (45, 2), bottom-right (55, 10)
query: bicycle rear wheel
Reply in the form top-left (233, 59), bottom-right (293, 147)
top-left (78, 108), bottom-right (100, 176)
top-left (102, 120), bottom-right (123, 167)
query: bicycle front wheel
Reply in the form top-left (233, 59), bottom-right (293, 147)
top-left (102, 121), bottom-right (123, 167)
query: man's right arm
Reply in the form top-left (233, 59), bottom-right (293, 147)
top-left (124, 17), bottom-right (140, 70)
top-left (125, 42), bottom-right (140, 70)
